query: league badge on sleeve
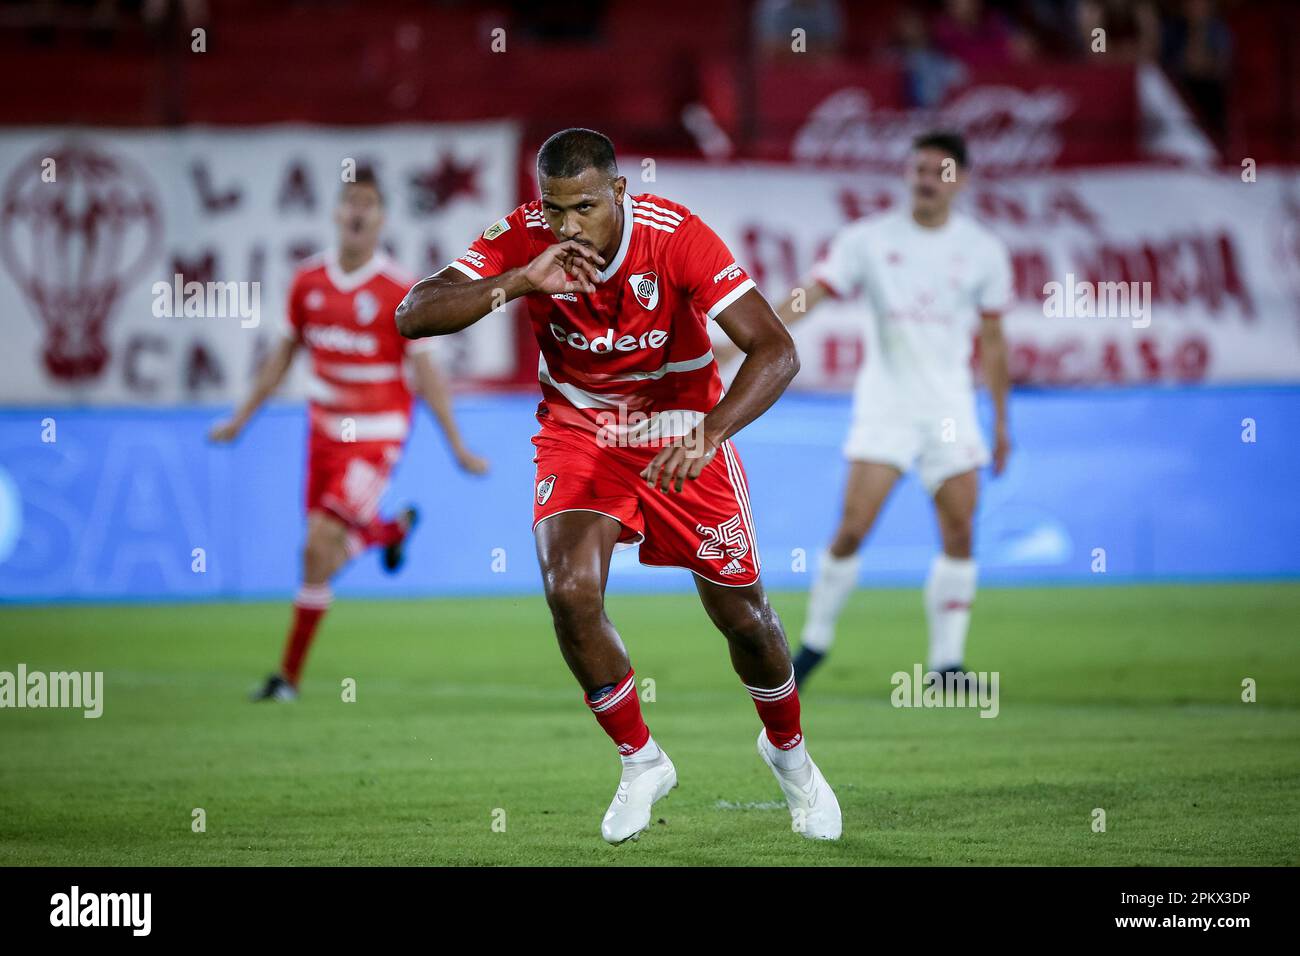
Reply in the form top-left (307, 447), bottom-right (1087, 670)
top-left (483, 218), bottom-right (511, 241)
top-left (629, 272), bottom-right (659, 310)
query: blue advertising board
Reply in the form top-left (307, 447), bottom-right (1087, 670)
top-left (1, 387), bottom-right (1296, 603)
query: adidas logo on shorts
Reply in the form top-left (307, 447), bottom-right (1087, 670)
top-left (719, 558), bottom-right (745, 576)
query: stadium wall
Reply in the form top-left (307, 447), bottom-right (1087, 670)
top-left (2, 386), bottom-right (1297, 603)
top-left (6, 124), bottom-right (1300, 405)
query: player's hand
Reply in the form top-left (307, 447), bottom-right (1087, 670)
top-left (992, 421), bottom-right (1011, 476)
top-left (208, 419), bottom-right (242, 444)
top-left (640, 429), bottom-right (720, 493)
top-left (522, 241), bottom-right (604, 296)
top-left (455, 447), bottom-right (490, 475)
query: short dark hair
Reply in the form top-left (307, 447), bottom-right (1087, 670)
top-left (537, 128), bottom-right (618, 181)
top-left (342, 166), bottom-right (384, 204)
top-left (912, 131), bottom-right (969, 169)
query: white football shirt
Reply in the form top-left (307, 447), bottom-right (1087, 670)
top-left (811, 208), bottom-right (1013, 419)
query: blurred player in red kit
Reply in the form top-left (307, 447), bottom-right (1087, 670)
top-left (396, 129), bottom-right (842, 844)
top-left (210, 169), bottom-right (488, 701)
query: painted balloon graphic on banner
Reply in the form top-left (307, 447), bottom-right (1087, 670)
top-left (1, 144), bottom-right (162, 383)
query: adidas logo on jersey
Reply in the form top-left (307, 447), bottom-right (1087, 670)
top-left (719, 558), bottom-right (746, 576)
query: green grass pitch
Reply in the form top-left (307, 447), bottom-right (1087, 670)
top-left (1, 582), bottom-right (1298, 866)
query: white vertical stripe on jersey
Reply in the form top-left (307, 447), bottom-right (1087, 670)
top-left (722, 441), bottom-right (760, 570)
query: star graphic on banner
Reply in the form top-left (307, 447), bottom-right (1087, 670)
top-left (408, 153), bottom-right (482, 214)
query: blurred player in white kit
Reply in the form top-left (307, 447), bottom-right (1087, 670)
top-left (780, 131), bottom-right (1014, 685)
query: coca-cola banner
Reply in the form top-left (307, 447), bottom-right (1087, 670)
top-left (0, 122), bottom-right (519, 405)
top-left (651, 161), bottom-right (1300, 386)
top-left (737, 64), bottom-right (1141, 171)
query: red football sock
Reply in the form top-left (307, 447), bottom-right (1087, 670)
top-left (360, 516), bottom-right (404, 549)
top-left (585, 668), bottom-right (651, 756)
top-left (279, 584), bottom-right (332, 686)
top-left (746, 670), bottom-right (803, 750)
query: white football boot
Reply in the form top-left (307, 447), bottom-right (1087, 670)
top-left (757, 730), bottom-right (842, 840)
top-left (600, 744), bottom-right (677, 845)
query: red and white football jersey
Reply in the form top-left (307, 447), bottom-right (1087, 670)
top-left (451, 194), bottom-right (755, 444)
top-left (284, 250), bottom-right (436, 445)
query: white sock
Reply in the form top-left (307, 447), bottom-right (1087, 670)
top-left (801, 549), bottom-right (861, 653)
top-left (924, 554), bottom-right (977, 670)
top-left (623, 735), bottom-right (662, 765)
top-left (767, 736), bottom-right (810, 780)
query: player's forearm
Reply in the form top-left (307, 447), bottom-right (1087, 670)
top-left (701, 337), bottom-right (800, 447)
top-left (415, 362), bottom-right (469, 453)
top-left (396, 270), bottom-right (531, 339)
top-left (233, 341), bottom-right (295, 425)
top-left (712, 295), bottom-right (796, 368)
top-left (717, 287), bottom-right (820, 368)
top-left (428, 402), bottom-right (470, 454)
top-left (777, 279), bottom-right (829, 327)
top-left (982, 341), bottom-right (1010, 423)
top-left (774, 297), bottom-right (800, 328)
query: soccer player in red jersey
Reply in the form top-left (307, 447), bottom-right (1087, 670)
top-left (396, 129), bottom-right (842, 843)
top-left (211, 170), bottom-right (488, 702)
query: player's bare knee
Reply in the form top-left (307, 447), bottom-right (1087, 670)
top-left (303, 519), bottom-right (345, 575)
top-left (541, 567), bottom-right (603, 626)
top-left (714, 598), bottom-right (780, 652)
top-left (303, 539), bottom-right (333, 579)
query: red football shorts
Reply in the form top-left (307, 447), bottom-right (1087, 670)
top-left (531, 423), bottom-right (761, 587)
top-left (306, 437), bottom-right (401, 528)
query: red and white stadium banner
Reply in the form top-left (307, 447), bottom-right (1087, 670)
top-left (0, 122), bottom-right (519, 405)
top-left (652, 161), bottom-right (1300, 386)
top-left (721, 64), bottom-right (1143, 172)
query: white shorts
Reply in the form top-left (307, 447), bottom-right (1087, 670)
top-left (843, 407), bottom-right (989, 494)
